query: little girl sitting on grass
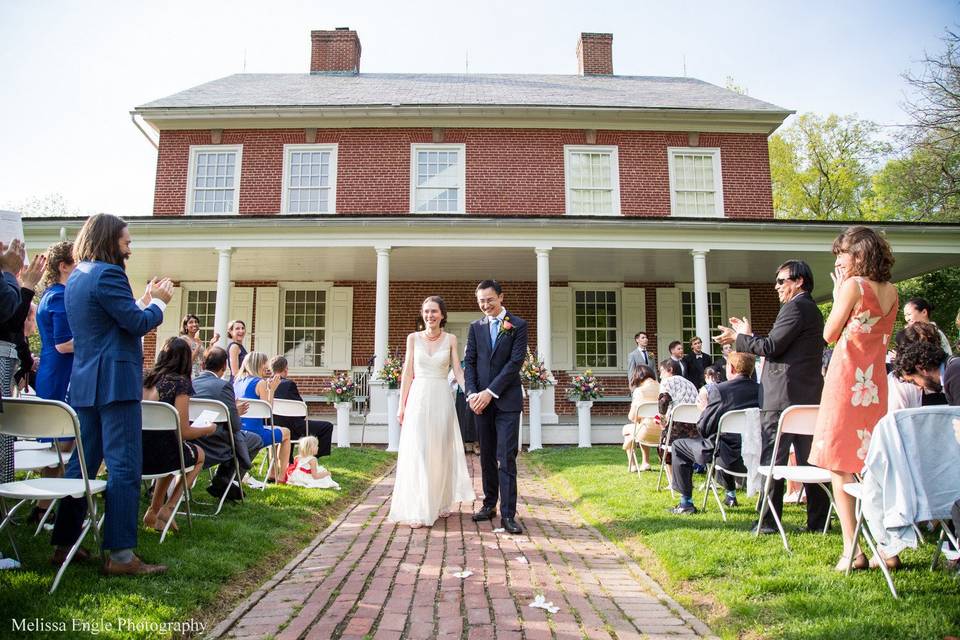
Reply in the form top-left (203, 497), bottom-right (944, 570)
top-left (286, 437), bottom-right (340, 490)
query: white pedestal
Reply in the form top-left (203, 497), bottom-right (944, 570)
top-left (576, 400), bottom-right (593, 448)
top-left (367, 379), bottom-right (388, 425)
top-left (527, 389), bottom-right (543, 451)
top-left (386, 390), bottom-right (400, 452)
top-left (540, 385), bottom-right (559, 424)
top-left (335, 402), bottom-right (352, 447)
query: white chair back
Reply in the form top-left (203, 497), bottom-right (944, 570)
top-left (670, 403), bottom-right (702, 425)
top-left (633, 401), bottom-right (659, 420)
top-left (188, 398), bottom-right (230, 424)
top-left (243, 398), bottom-right (273, 420)
top-left (141, 401), bottom-right (180, 431)
top-left (716, 409), bottom-right (751, 437)
top-left (778, 405), bottom-right (819, 436)
top-left (0, 397), bottom-right (79, 440)
top-left (273, 398), bottom-right (308, 418)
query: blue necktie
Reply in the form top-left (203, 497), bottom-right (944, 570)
top-left (490, 318), bottom-right (499, 347)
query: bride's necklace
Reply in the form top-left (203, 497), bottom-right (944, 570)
top-left (423, 329), bottom-right (442, 342)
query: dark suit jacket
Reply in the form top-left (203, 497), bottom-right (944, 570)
top-left (65, 261), bottom-right (164, 407)
top-left (945, 356), bottom-right (960, 407)
top-left (683, 351), bottom-right (713, 388)
top-left (464, 310), bottom-right (528, 412)
top-left (191, 370), bottom-right (252, 467)
top-left (697, 375), bottom-right (761, 443)
top-left (0, 272), bottom-right (20, 325)
top-left (735, 291), bottom-right (825, 411)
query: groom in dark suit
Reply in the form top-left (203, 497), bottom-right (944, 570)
top-left (464, 280), bottom-right (528, 535)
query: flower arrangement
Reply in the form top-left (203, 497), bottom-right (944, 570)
top-left (566, 369), bottom-right (603, 402)
top-left (520, 349), bottom-right (554, 390)
top-left (376, 351), bottom-right (402, 390)
top-left (327, 371), bottom-right (356, 403)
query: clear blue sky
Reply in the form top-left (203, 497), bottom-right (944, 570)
top-left (0, 0), bottom-right (956, 216)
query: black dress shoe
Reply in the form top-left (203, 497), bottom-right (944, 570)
top-left (723, 495), bottom-right (739, 508)
top-left (207, 481), bottom-right (243, 501)
top-left (472, 506), bottom-right (496, 522)
top-left (750, 521), bottom-right (778, 535)
top-left (501, 518), bottom-right (523, 535)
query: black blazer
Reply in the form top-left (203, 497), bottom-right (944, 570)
top-left (682, 351), bottom-right (713, 388)
top-left (735, 291), bottom-right (825, 411)
top-left (697, 375), bottom-right (761, 443)
top-left (464, 310), bottom-right (528, 413)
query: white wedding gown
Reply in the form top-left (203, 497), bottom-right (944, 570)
top-left (388, 333), bottom-right (475, 526)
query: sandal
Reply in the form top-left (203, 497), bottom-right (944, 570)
top-left (869, 553), bottom-right (902, 570)
top-left (835, 552), bottom-right (868, 572)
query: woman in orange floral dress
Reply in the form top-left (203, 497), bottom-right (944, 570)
top-left (810, 226), bottom-right (898, 571)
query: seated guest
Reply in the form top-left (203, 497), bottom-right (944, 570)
top-left (193, 347), bottom-right (265, 500)
top-left (142, 337), bottom-right (216, 533)
top-left (657, 359), bottom-right (700, 486)
top-left (620, 364), bottom-right (660, 472)
top-left (697, 365), bottom-right (722, 410)
top-left (893, 340), bottom-right (959, 406)
top-left (889, 322), bottom-right (948, 410)
top-left (233, 351), bottom-right (291, 482)
top-left (269, 356), bottom-right (333, 463)
top-left (668, 353), bottom-right (760, 514)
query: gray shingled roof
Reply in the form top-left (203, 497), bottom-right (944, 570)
top-left (137, 73), bottom-right (789, 113)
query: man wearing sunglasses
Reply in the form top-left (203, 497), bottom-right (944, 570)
top-left (714, 260), bottom-right (830, 535)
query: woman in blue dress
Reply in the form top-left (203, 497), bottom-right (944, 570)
top-left (233, 351), bottom-right (289, 482)
top-left (35, 241), bottom-right (75, 402)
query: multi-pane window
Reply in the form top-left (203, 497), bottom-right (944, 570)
top-left (574, 290), bottom-right (619, 369)
top-left (410, 144), bottom-right (465, 213)
top-left (668, 148), bottom-right (723, 217)
top-left (188, 146), bottom-right (241, 214)
top-left (680, 290), bottom-right (723, 346)
top-left (564, 146), bottom-right (621, 215)
top-left (282, 144), bottom-right (337, 213)
top-left (282, 289), bottom-right (326, 368)
top-left (184, 290), bottom-right (217, 342)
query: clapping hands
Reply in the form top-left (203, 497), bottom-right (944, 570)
top-left (714, 316), bottom-right (751, 346)
top-left (18, 253), bottom-right (47, 290)
top-left (0, 239), bottom-right (26, 274)
top-left (148, 277), bottom-right (175, 304)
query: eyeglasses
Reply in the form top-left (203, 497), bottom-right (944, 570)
top-left (776, 277), bottom-right (793, 285)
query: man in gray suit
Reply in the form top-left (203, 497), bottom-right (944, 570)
top-left (192, 347), bottom-right (263, 500)
top-left (715, 260), bottom-right (829, 534)
top-left (626, 331), bottom-right (656, 386)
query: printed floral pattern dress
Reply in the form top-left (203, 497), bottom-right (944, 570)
top-left (810, 277), bottom-right (897, 473)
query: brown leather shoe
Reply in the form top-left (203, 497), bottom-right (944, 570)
top-left (51, 546), bottom-right (93, 567)
top-left (869, 553), bottom-right (903, 570)
top-left (102, 555), bottom-right (167, 576)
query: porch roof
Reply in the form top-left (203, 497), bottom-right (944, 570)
top-left (24, 216), bottom-right (960, 300)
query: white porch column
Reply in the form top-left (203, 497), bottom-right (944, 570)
top-left (691, 249), bottom-right (711, 356)
top-left (368, 246), bottom-right (392, 426)
top-left (213, 247), bottom-right (233, 348)
top-left (535, 247), bottom-right (558, 424)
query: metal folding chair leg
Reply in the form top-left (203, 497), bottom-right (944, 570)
top-left (34, 499), bottom-right (58, 537)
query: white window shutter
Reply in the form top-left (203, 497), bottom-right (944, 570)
top-left (326, 286), bottom-right (353, 369)
top-left (253, 287), bottom-right (279, 356)
top-left (620, 287), bottom-right (645, 370)
top-left (228, 286), bottom-right (253, 333)
top-left (154, 287), bottom-right (182, 355)
top-left (655, 287), bottom-right (681, 362)
top-left (550, 286), bottom-right (572, 371)
top-left (726, 288), bottom-right (752, 324)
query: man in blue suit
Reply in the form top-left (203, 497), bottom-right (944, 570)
top-left (51, 214), bottom-right (174, 576)
top-left (464, 280), bottom-right (528, 535)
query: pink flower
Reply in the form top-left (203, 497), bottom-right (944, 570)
top-left (856, 429), bottom-right (872, 460)
top-left (851, 365), bottom-right (880, 407)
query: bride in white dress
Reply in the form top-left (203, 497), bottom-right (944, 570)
top-left (388, 296), bottom-right (476, 528)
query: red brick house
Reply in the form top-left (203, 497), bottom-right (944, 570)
top-left (24, 29), bottom-right (960, 443)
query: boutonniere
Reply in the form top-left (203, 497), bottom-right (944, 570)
top-left (499, 316), bottom-right (515, 336)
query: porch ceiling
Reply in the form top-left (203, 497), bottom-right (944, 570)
top-left (124, 245), bottom-right (960, 301)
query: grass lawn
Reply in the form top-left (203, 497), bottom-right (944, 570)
top-left (528, 445), bottom-right (960, 640)
top-left (0, 447), bottom-right (395, 639)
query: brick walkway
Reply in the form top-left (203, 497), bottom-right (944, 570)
top-left (210, 454), bottom-right (715, 640)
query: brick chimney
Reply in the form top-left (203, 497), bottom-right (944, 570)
top-left (576, 32), bottom-right (613, 76)
top-left (310, 28), bottom-right (361, 74)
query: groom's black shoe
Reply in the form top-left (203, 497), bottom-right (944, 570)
top-left (501, 518), bottom-right (523, 535)
top-left (472, 506), bottom-right (496, 522)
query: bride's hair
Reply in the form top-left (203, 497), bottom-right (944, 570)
top-left (422, 296), bottom-right (448, 328)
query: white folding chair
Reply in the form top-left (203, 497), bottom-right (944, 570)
top-left (188, 398), bottom-right (243, 515)
top-left (844, 405), bottom-right (960, 598)
top-left (0, 397), bottom-right (106, 593)
top-left (755, 404), bottom-right (837, 552)
top-left (243, 399), bottom-right (278, 487)
top-left (656, 403), bottom-right (702, 495)
top-left (700, 409), bottom-right (751, 520)
top-left (630, 401), bottom-right (660, 478)
top-left (141, 401), bottom-right (193, 543)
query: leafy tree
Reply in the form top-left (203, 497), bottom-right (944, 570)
top-left (770, 113), bottom-right (890, 220)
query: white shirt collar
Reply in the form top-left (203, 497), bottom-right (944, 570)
top-left (487, 308), bottom-right (507, 323)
